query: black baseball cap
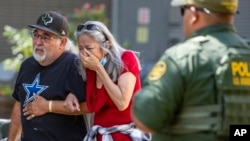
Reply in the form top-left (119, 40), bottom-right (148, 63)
top-left (28, 11), bottom-right (69, 37)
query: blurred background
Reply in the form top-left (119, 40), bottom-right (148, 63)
top-left (0, 0), bottom-right (250, 118)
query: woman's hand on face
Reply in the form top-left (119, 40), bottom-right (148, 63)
top-left (80, 48), bottom-right (100, 70)
top-left (63, 93), bottom-right (80, 112)
top-left (23, 95), bottom-right (49, 120)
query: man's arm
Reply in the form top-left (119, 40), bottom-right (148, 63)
top-left (23, 94), bottom-right (89, 120)
top-left (7, 101), bottom-right (22, 141)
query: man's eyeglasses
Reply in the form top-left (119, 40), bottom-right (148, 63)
top-left (180, 6), bottom-right (211, 16)
top-left (30, 31), bottom-right (59, 43)
top-left (77, 24), bottom-right (108, 41)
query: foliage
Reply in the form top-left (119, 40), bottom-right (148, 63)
top-left (0, 84), bottom-right (12, 96)
top-left (2, 25), bottom-right (32, 72)
top-left (122, 40), bottom-right (131, 49)
top-left (67, 2), bottom-right (109, 43)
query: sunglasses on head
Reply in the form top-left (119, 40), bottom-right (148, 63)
top-left (77, 24), bottom-right (108, 41)
top-left (180, 6), bottom-right (211, 16)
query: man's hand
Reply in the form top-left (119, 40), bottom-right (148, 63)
top-left (23, 95), bottom-right (49, 120)
top-left (63, 93), bottom-right (80, 112)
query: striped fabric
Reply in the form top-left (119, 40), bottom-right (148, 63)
top-left (83, 123), bottom-right (151, 141)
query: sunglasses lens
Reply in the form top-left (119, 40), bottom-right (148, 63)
top-left (77, 24), bottom-right (84, 32)
top-left (86, 24), bottom-right (96, 30)
top-left (77, 24), bottom-right (97, 32)
top-left (76, 24), bottom-right (108, 41)
top-left (180, 7), bottom-right (185, 16)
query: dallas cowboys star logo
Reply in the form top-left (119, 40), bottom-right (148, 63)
top-left (23, 73), bottom-right (49, 106)
top-left (42, 13), bottom-right (53, 25)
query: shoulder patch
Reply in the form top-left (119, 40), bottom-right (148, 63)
top-left (148, 61), bottom-right (167, 81)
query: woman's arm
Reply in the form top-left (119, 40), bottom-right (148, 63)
top-left (82, 49), bottom-right (137, 111)
top-left (96, 66), bottom-right (136, 111)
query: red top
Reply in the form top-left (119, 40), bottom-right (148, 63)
top-left (86, 51), bottom-right (141, 141)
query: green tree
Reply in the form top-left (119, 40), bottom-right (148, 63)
top-left (0, 84), bottom-right (12, 96)
top-left (2, 25), bottom-right (32, 72)
top-left (0, 26), bottom-right (32, 96)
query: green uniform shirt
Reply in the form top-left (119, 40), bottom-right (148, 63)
top-left (133, 24), bottom-right (249, 141)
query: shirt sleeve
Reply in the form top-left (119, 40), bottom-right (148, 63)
top-left (12, 61), bottom-right (25, 102)
top-left (121, 51), bottom-right (140, 76)
top-left (132, 54), bottom-right (184, 132)
top-left (12, 71), bottom-right (21, 101)
top-left (65, 58), bottom-right (86, 102)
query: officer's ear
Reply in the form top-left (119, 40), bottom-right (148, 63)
top-left (189, 7), bottom-right (199, 24)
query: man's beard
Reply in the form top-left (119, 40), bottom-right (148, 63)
top-left (33, 46), bottom-right (46, 62)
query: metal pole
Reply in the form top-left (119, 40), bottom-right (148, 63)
top-left (111, 0), bottom-right (119, 40)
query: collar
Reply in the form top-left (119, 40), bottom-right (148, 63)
top-left (187, 24), bottom-right (236, 40)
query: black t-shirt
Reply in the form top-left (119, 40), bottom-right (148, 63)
top-left (13, 52), bottom-right (87, 141)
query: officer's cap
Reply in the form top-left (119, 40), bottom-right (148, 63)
top-left (171, 0), bottom-right (238, 14)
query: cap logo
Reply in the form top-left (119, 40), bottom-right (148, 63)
top-left (62, 30), bottom-right (66, 35)
top-left (42, 13), bottom-right (53, 25)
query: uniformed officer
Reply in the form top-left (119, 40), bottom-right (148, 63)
top-left (131, 0), bottom-right (248, 141)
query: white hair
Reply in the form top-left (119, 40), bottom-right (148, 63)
top-left (75, 21), bottom-right (141, 81)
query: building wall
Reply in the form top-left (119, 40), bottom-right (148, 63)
top-left (112, 0), bottom-right (170, 78)
top-left (113, 0), bottom-right (250, 79)
top-left (167, 1), bottom-right (250, 42)
top-left (0, 0), bottom-right (111, 61)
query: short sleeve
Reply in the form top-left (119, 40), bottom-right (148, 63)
top-left (65, 58), bottom-right (86, 102)
top-left (12, 71), bottom-right (21, 101)
top-left (12, 61), bottom-right (26, 101)
top-left (121, 51), bottom-right (140, 76)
